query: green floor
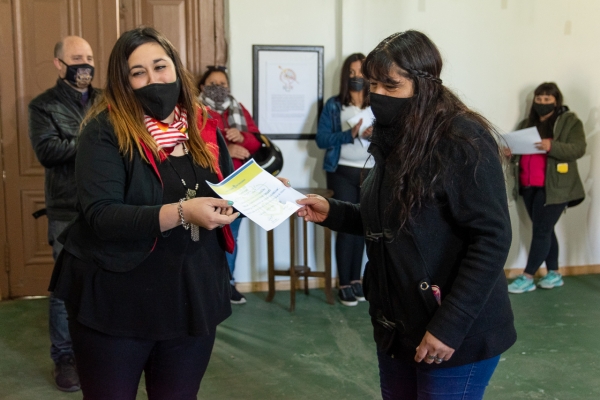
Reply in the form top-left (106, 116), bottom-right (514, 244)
top-left (1, 275), bottom-right (599, 399)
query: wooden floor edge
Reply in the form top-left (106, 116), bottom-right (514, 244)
top-left (235, 266), bottom-right (600, 293)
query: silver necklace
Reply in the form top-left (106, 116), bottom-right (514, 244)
top-left (169, 142), bottom-right (199, 241)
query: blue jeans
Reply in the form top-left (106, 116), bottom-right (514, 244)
top-left (225, 218), bottom-right (242, 284)
top-left (378, 352), bottom-right (500, 400)
top-left (48, 219), bottom-right (74, 363)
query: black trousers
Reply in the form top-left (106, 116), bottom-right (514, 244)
top-left (521, 187), bottom-right (567, 275)
top-left (66, 305), bottom-right (216, 400)
top-left (327, 165), bottom-right (370, 286)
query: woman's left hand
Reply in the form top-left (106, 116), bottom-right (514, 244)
top-left (414, 331), bottom-right (455, 364)
top-left (184, 197), bottom-right (239, 230)
top-left (535, 139), bottom-right (552, 152)
top-left (225, 127), bottom-right (244, 143)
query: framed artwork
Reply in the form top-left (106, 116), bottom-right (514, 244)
top-left (252, 45), bottom-right (324, 139)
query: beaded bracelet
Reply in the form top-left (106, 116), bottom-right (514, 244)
top-left (178, 198), bottom-right (190, 230)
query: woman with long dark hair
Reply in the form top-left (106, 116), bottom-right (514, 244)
top-left (48, 27), bottom-right (239, 399)
top-left (316, 53), bottom-right (372, 306)
top-left (507, 82), bottom-right (586, 293)
top-left (298, 31), bottom-right (515, 399)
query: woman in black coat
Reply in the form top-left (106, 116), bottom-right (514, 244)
top-left (297, 30), bottom-right (516, 400)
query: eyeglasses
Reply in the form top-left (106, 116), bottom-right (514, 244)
top-left (206, 65), bottom-right (227, 72)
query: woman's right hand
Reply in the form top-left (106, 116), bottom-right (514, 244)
top-left (184, 197), bottom-right (239, 230)
top-left (351, 119), bottom-right (363, 138)
top-left (296, 194), bottom-right (330, 223)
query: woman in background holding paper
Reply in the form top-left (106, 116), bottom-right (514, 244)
top-left (507, 82), bottom-right (586, 294)
top-left (316, 53), bottom-right (373, 306)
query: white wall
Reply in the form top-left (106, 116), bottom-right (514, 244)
top-left (226, 0), bottom-right (600, 284)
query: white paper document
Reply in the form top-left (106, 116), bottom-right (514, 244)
top-left (347, 107), bottom-right (374, 147)
top-left (207, 159), bottom-right (306, 231)
top-left (501, 127), bottom-right (545, 155)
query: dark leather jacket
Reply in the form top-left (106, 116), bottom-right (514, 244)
top-left (28, 79), bottom-right (100, 221)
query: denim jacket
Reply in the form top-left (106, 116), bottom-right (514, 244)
top-left (316, 96), bottom-right (354, 172)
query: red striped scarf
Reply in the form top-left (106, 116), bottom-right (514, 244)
top-left (144, 105), bottom-right (189, 155)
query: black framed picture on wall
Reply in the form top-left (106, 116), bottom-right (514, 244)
top-left (252, 45), bottom-right (324, 140)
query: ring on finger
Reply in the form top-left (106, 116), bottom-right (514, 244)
top-left (217, 224), bottom-right (224, 228)
top-left (434, 357), bottom-right (444, 363)
top-left (426, 354), bottom-right (435, 360)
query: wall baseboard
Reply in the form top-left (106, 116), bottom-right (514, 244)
top-left (234, 266), bottom-right (600, 293)
top-left (235, 278), bottom-right (335, 293)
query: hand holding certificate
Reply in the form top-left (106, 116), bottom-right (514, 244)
top-left (502, 127), bottom-right (545, 155)
top-left (207, 159), bottom-right (306, 231)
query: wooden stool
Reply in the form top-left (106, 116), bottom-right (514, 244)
top-left (265, 188), bottom-right (335, 311)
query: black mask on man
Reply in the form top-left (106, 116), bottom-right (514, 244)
top-left (59, 59), bottom-right (94, 89)
top-left (133, 79), bottom-right (181, 121)
top-left (348, 77), bottom-right (365, 92)
top-left (370, 92), bottom-right (412, 127)
top-left (533, 102), bottom-right (555, 117)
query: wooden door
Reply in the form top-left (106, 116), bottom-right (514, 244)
top-left (0, 0), bottom-right (225, 298)
top-left (0, 0), bottom-right (119, 298)
top-left (119, 0), bottom-right (226, 77)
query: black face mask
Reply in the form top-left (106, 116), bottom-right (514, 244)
top-left (370, 92), bottom-right (412, 127)
top-left (133, 78), bottom-right (181, 121)
top-left (533, 102), bottom-right (555, 117)
top-left (59, 59), bottom-right (94, 89)
top-left (348, 77), bottom-right (365, 92)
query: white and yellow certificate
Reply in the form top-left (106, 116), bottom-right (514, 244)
top-left (207, 159), bottom-right (306, 231)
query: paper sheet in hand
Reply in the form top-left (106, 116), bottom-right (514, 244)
top-left (347, 107), bottom-right (374, 146)
top-left (207, 159), bottom-right (306, 231)
top-left (502, 127), bottom-right (545, 154)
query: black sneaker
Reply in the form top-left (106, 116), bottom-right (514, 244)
top-left (53, 354), bottom-right (80, 392)
top-left (230, 284), bottom-right (247, 304)
top-left (351, 282), bottom-right (366, 302)
top-left (338, 287), bottom-right (358, 306)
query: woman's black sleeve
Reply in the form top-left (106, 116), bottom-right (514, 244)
top-left (426, 132), bottom-right (512, 349)
top-left (75, 118), bottom-right (163, 241)
top-left (320, 198), bottom-right (363, 235)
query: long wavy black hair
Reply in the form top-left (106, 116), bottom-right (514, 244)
top-left (362, 30), bottom-right (499, 229)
